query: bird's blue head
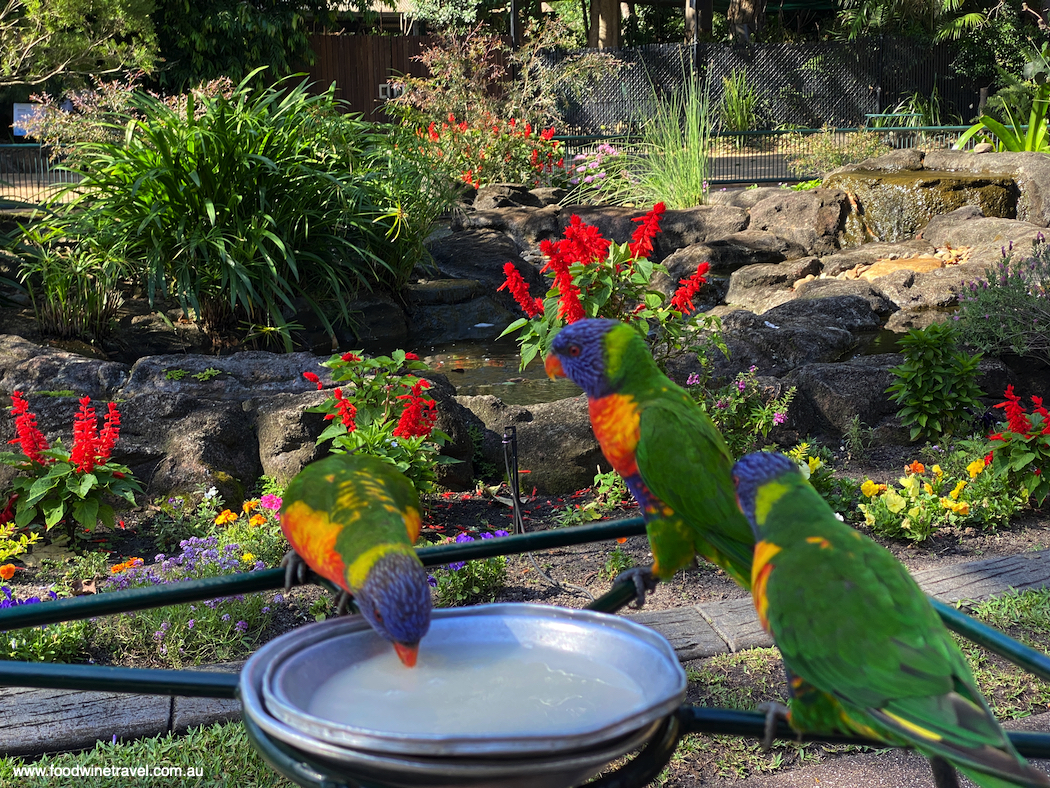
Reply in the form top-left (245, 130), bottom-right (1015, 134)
top-left (356, 551), bottom-right (432, 667)
top-left (732, 451), bottom-right (799, 539)
top-left (544, 318), bottom-right (621, 398)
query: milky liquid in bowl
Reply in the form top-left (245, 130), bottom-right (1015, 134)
top-left (307, 640), bottom-right (646, 736)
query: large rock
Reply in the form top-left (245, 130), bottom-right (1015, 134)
top-left (748, 188), bottom-right (849, 256)
top-left (724, 258), bottom-right (821, 313)
top-left (451, 207), bottom-right (562, 252)
top-left (455, 395), bottom-right (608, 494)
top-left (0, 335), bottom-right (129, 399)
top-left (818, 239), bottom-right (934, 277)
top-left (338, 294), bottom-right (409, 347)
top-left (922, 150), bottom-right (1050, 228)
top-left (919, 206), bottom-right (1045, 249)
top-left (473, 184), bottom-right (543, 210)
top-left (250, 391), bottom-right (329, 488)
top-left (761, 294), bottom-right (883, 333)
top-left (659, 231), bottom-right (808, 287)
top-left (792, 278), bottom-right (897, 317)
top-left (784, 355), bottom-right (902, 436)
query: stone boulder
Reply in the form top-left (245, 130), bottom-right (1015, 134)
top-left (922, 150), bottom-right (1050, 228)
top-left (818, 239), bottom-right (935, 277)
top-left (451, 206), bottom-right (562, 252)
top-left (455, 394), bottom-right (607, 494)
top-left (748, 188), bottom-right (849, 256)
top-left (919, 206), bottom-right (1045, 250)
top-left (250, 391), bottom-right (329, 488)
top-left (657, 231), bottom-right (808, 292)
top-left (724, 258), bottom-right (821, 313)
top-left (761, 294), bottom-right (883, 334)
top-left (0, 335), bottom-right (130, 399)
top-left (783, 355), bottom-right (902, 438)
top-left (338, 294), bottom-right (409, 347)
top-left (707, 186), bottom-right (794, 209)
top-left (472, 184), bottom-right (543, 210)
top-left (792, 278), bottom-right (897, 317)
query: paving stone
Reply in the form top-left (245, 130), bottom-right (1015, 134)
top-left (0, 686), bottom-right (170, 756)
top-left (695, 597), bottom-right (774, 652)
top-left (912, 550), bottom-right (1050, 603)
top-left (624, 606), bottom-right (729, 659)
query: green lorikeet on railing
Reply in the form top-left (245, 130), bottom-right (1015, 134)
top-left (545, 318), bottom-right (754, 600)
top-left (280, 453), bottom-right (432, 667)
top-left (733, 450), bottom-right (1050, 788)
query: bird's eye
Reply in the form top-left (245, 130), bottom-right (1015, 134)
top-left (567, 344), bottom-right (582, 357)
top-left (373, 606), bottom-right (383, 622)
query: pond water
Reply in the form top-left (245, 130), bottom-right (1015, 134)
top-left (416, 337), bottom-right (582, 405)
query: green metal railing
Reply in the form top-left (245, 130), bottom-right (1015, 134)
top-left (556, 126), bottom-right (976, 186)
top-left (0, 144), bottom-right (79, 206)
top-left (1, 516), bottom-right (1048, 785)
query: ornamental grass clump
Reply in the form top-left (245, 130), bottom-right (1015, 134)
top-left (500, 203), bottom-right (728, 373)
top-left (308, 350), bottom-right (454, 494)
top-left (0, 392), bottom-right (142, 541)
top-left (99, 536), bottom-right (275, 668)
top-left (984, 385), bottom-right (1050, 506)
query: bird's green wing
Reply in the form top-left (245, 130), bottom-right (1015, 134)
top-left (762, 476), bottom-right (1045, 788)
top-left (635, 395), bottom-right (754, 588)
top-left (280, 454), bottom-right (423, 593)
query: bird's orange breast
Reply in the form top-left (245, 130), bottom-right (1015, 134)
top-left (588, 394), bottom-right (641, 477)
top-left (281, 501), bottom-right (350, 591)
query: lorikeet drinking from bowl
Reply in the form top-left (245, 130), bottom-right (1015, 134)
top-left (545, 318), bottom-right (754, 601)
top-left (733, 450), bottom-right (1050, 788)
top-left (280, 453), bottom-right (432, 667)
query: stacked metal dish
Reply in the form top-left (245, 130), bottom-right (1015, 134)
top-left (240, 603), bottom-right (687, 788)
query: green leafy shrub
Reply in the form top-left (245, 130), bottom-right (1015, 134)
top-left (430, 531), bottom-right (509, 606)
top-left (42, 72), bottom-right (390, 346)
top-left (0, 393), bottom-right (142, 541)
top-left (0, 587), bottom-right (90, 662)
top-left (786, 125), bottom-right (890, 177)
top-left (985, 385), bottom-right (1050, 507)
top-left (310, 350), bottom-right (454, 494)
top-left (886, 322), bottom-right (984, 442)
top-left (601, 545), bottom-right (635, 580)
top-left (787, 443), bottom-right (861, 521)
top-left (718, 69), bottom-right (762, 135)
top-left (554, 468), bottom-right (633, 527)
top-left (692, 367), bottom-right (796, 457)
top-left (955, 238), bottom-right (1050, 365)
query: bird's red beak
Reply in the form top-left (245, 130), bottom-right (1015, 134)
top-left (393, 641), bottom-right (419, 667)
top-left (544, 354), bottom-right (564, 380)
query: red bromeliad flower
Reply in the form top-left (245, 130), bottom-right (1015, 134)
top-left (70, 396), bottom-right (100, 473)
top-left (994, 385), bottom-right (1032, 435)
top-left (499, 263), bottom-right (544, 318)
top-left (303, 371), bottom-right (322, 390)
top-left (9, 391), bottom-right (49, 464)
top-left (325, 388), bottom-right (357, 431)
top-left (670, 263), bottom-right (711, 314)
top-left (393, 379), bottom-right (437, 439)
top-left (628, 203), bottom-right (666, 260)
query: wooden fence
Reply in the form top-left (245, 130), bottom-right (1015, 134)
top-left (304, 34), bottom-right (436, 120)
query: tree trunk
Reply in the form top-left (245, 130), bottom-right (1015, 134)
top-left (727, 0), bottom-right (766, 42)
top-left (588, 0), bottom-right (621, 48)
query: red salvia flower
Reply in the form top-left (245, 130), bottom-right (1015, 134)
top-left (559, 287), bottom-right (586, 323)
top-left (530, 149), bottom-right (539, 168)
top-left (324, 388), bottom-right (357, 431)
top-left (9, 391), bottom-right (49, 464)
top-left (540, 127), bottom-right (556, 141)
top-left (628, 203), bottom-right (666, 260)
top-left (405, 352), bottom-right (420, 360)
top-left (499, 263), bottom-right (544, 318)
top-left (303, 371), bottom-right (322, 390)
top-left (984, 451), bottom-right (995, 466)
top-left (96, 402), bottom-right (121, 463)
top-left (70, 396), bottom-right (99, 473)
top-left (427, 122), bottom-right (439, 142)
top-left (994, 385), bottom-right (1032, 435)
top-left (341, 352), bottom-right (362, 363)
top-left (670, 263), bottom-right (711, 314)
top-left (393, 389), bottom-right (438, 439)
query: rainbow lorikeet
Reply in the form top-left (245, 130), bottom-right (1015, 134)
top-left (544, 318), bottom-right (754, 599)
top-left (280, 453), bottom-right (432, 667)
top-left (733, 451), bottom-right (1050, 788)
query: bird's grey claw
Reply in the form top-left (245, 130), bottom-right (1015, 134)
top-left (757, 701), bottom-right (790, 752)
top-left (334, 591), bottom-right (354, 616)
top-left (613, 566), bottom-right (659, 609)
top-left (280, 550), bottom-right (307, 590)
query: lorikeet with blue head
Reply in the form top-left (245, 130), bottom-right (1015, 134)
top-left (545, 318), bottom-right (754, 600)
top-left (733, 450), bottom-right (1050, 788)
top-left (280, 453), bottom-right (432, 667)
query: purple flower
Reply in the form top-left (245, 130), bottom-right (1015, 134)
top-left (454, 533), bottom-right (475, 543)
top-left (272, 593), bottom-right (285, 604)
top-left (772, 412), bottom-right (786, 426)
top-left (686, 373), bottom-right (701, 386)
top-left (480, 532), bottom-right (493, 539)
top-left (261, 606), bottom-right (271, 614)
top-left (493, 530), bottom-right (509, 537)
top-left (187, 619), bottom-right (195, 629)
top-left (737, 379), bottom-right (747, 392)
top-left (749, 365), bottom-right (758, 373)
top-left (427, 575), bottom-right (437, 587)
top-left (235, 620), bottom-right (248, 633)
top-left (221, 613), bottom-right (231, 622)
top-left (447, 561), bottom-right (466, 572)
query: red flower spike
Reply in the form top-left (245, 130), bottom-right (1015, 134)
top-left (330, 388), bottom-right (357, 431)
top-left (96, 402), bottom-right (121, 463)
top-left (670, 262), bottom-right (711, 314)
top-left (994, 385), bottom-right (1032, 434)
top-left (341, 352), bottom-right (362, 363)
top-left (9, 391), bottom-right (50, 464)
top-left (499, 263), bottom-right (544, 318)
top-left (427, 122), bottom-right (439, 142)
top-left (629, 203), bottom-right (666, 260)
top-left (393, 392), bottom-right (438, 439)
top-left (70, 396), bottom-right (99, 473)
top-left (303, 371), bottom-right (322, 391)
top-left (540, 127), bottom-right (556, 141)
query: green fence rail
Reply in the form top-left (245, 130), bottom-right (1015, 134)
top-left (0, 515), bottom-right (1047, 787)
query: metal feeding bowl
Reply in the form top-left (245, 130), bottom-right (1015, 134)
top-left (240, 603), bottom-right (686, 788)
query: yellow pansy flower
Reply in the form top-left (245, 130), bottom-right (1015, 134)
top-left (241, 552), bottom-right (256, 564)
top-left (900, 475), bottom-right (920, 496)
top-left (949, 480), bottom-right (966, 500)
top-left (884, 491), bottom-right (906, 514)
top-left (923, 483), bottom-right (934, 495)
top-left (932, 465), bottom-right (943, 478)
top-left (955, 501), bottom-right (970, 516)
top-left (861, 479), bottom-right (882, 498)
top-left (967, 459), bottom-right (985, 479)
